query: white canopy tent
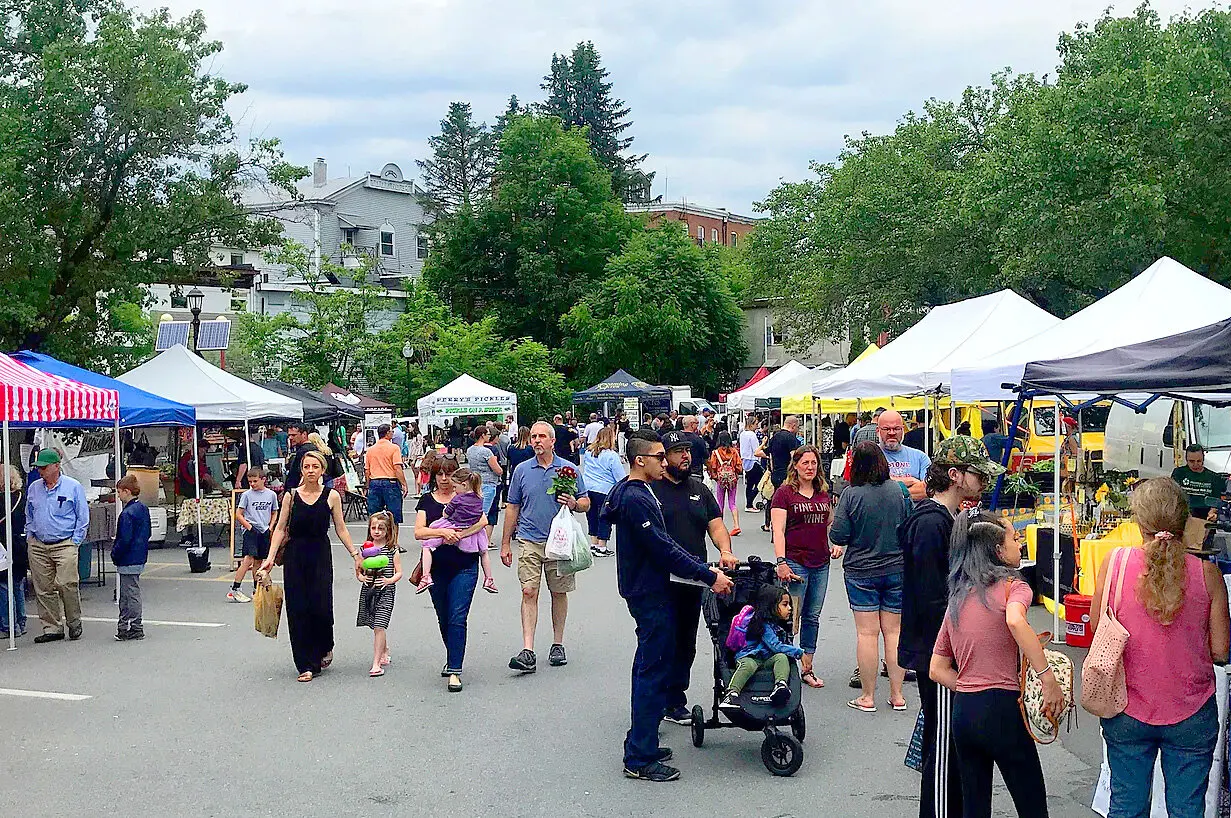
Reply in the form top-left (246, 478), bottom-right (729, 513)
top-left (119, 344), bottom-right (303, 421)
top-left (119, 344), bottom-right (303, 546)
top-left (417, 374), bottom-right (517, 427)
top-left (952, 257), bottom-right (1231, 402)
top-left (726, 360), bottom-right (816, 411)
top-left (812, 290), bottom-right (1060, 399)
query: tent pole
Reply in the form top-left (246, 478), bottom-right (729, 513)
top-left (113, 416), bottom-right (121, 604)
top-left (4, 420), bottom-right (13, 651)
top-left (1053, 402), bottom-right (1063, 644)
top-left (951, 401), bottom-right (957, 437)
top-left (924, 395), bottom-right (931, 455)
top-left (193, 427), bottom-right (203, 548)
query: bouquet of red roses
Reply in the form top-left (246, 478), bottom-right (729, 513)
top-left (550, 465), bottom-right (579, 497)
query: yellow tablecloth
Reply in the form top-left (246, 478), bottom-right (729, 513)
top-left (176, 497), bottom-right (233, 530)
top-left (1078, 516), bottom-right (1210, 596)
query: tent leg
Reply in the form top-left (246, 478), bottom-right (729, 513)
top-left (924, 396), bottom-right (931, 455)
top-left (193, 428), bottom-right (203, 548)
top-left (4, 420), bottom-right (13, 652)
top-left (1053, 402), bottom-right (1063, 645)
top-left (113, 416), bottom-right (121, 602)
top-left (989, 396), bottom-right (1026, 509)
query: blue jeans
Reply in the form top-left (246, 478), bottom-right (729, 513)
top-left (0, 576), bottom-right (26, 634)
top-left (427, 565), bottom-right (478, 673)
top-left (1103, 695), bottom-right (1218, 818)
top-left (785, 560), bottom-right (829, 654)
top-left (366, 479), bottom-right (404, 524)
top-left (624, 594), bottom-right (676, 769)
top-left (481, 484), bottom-right (498, 527)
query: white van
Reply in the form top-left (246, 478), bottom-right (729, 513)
top-left (1104, 399), bottom-right (1231, 477)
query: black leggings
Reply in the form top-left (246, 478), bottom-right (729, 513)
top-left (951, 688), bottom-right (1048, 818)
top-left (744, 463), bottom-right (764, 509)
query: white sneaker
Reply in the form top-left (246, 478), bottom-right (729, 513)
top-left (227, 589), bottom-right (251, 603)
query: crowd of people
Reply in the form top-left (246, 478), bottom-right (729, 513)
top-left (8, 400), bottom-right (1231, 814)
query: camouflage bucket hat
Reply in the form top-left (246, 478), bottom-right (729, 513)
top-left (933, 435), bottom-right (1006, 477)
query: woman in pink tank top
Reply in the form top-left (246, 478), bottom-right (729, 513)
top-left (1090, 478), bottom-right (1229, 818)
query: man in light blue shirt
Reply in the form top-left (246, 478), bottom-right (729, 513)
top-left (25, 449), bottom-right (90, 643)
top-left (501, 421), bottom-right (589, 674)
top-left (876, 410), bottom-right (930, 501)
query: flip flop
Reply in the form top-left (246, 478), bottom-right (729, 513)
top-left (801, 671), bottom-right (824, 689)
top-left (847, 699), bottom-right (877, 713)
top-left (730, 527), bottom-right (741, 536)
top-left (296, 672), bottom-right (314, 683)
top-left (321, 652), bottom-right (334, 670)
top-left (369, 668), bottom-right (385, 677)
top-left (889, 700), bottom-right (908, 712)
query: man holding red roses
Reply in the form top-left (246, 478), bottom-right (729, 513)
top-left (501, 421), bottom-right (590, 674)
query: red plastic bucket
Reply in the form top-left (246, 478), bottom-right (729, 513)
top-left (1064, 593), bottom-right (1093, 648)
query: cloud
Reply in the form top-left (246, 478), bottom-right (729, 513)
top-left (136, 0), bottom-right (1205, 212)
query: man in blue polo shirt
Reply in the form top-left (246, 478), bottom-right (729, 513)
top-left (25, 449), bottom-right (90, 643)
top-left (501, 420), bottom-right (589, 674)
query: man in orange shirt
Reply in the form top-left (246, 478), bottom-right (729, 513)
top-left (365, 424), bottom-right (407, 523)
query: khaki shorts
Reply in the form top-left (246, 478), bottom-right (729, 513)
top-left (516, 539), bottom-right (576, 594)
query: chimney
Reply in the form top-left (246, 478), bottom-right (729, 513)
top-left (313, 158), bottom-right (327, 187)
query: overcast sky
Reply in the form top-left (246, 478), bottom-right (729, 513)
top-left (136, 0), bottom-right (1204, 214)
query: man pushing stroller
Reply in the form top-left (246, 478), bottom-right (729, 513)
top-left (602, 430), bottom-right (734, 783)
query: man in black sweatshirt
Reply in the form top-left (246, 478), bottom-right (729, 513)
top-left (898, 436), bottom-right (1003, 818)
top-left (602, 430), bottom-right (734, 783)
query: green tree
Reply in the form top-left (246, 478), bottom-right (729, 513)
top-left (0, 0), bottom-right (304, 369)
top-left (415, 101), bottom-right (495, 217)
top-left (227, 311), bottom-right (297, 381)
top-left (424, 114), bottom-right (635, 346)
top-left (558, 225), bottom-right (747, 394)
top-left (492, 93), bottom-right (527, 142)
top-left (539, 41), bottom-right (652, 202)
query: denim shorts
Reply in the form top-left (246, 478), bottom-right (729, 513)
top-left (844, 571), bottom-right (904, 613)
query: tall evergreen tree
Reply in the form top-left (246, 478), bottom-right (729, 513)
top-left (492, 94), bottom-right (527, 142)
top-left (539, 41), bottom-right (653, 202)
top-left (415, 101), bottom-right (495, 217)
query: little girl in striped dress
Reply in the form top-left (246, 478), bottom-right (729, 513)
top-left (357, 511), bottom-right (402, 677)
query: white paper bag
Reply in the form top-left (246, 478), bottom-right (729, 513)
top-left (545, 505), bottom-right (574, 561)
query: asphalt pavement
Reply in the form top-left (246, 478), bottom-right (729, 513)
top-left (2, 515), bottom-right (1103, 817)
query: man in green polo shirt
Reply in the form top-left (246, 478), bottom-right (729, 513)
top-left (1172, 444), bottom-right (1225, 520)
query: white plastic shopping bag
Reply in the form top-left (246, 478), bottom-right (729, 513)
top-left (545, 505), bottom-right (575, 561)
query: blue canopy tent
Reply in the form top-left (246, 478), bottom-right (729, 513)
top-left (11, 351), bottom-right (196, 428)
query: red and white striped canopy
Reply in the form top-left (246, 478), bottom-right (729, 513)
top-left (0, 353), bottom-right (119, 423)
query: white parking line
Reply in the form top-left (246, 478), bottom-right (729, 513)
top-left (79, 617), bottom-right (226, 628)
top-left (0, 687), bottom-right (92, 701)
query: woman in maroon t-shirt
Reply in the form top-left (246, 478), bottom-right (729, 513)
top-left (770, 444), bottom-right (833, 689)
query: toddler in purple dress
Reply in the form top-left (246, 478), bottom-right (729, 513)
top-left (417, 468), bottom-right (497, 594)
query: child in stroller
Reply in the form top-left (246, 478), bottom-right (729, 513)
top-left (721, 585), bottom-right (802, 711)
top-left (692, 555), bottom-right (807, 776)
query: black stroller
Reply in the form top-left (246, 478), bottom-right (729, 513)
top-left (690, 555), bottom-right (806, 776)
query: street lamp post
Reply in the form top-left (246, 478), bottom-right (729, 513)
top-left (187, 287), bottom-right (204, 355)
top-left (401, 343), bottom-right (414, 413)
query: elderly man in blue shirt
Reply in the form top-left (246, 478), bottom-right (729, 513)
top-left (26, 449), bottom-right (89, 643)
top-left (501, 420), bottom-right (589, 674)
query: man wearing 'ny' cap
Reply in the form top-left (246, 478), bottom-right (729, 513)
top-left (898, 436), bottom-right (1004, 818)
top-left (25, 449), bottom-right (91, 643)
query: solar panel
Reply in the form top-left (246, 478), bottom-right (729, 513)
top-left (155, 321), bottom-right (190, 351)
top-left (195, 318), bottom-right (232, 351)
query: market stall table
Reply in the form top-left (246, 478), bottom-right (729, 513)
top-left (176, 496), bottom-right (233, 546)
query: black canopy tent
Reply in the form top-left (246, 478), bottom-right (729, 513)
top-left (256, 379), bottom-right (363, 423)
top-left (1019, 316), bottom-right (1231, 405)
top-left (571, 369), bottom-right (670, 403)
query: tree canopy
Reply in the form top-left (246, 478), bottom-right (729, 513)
top-left (748, 4), bottom-right (1231, 356)
top-left (415, 101), bottom-right (495, 217)
top-left (0, 0), bottom-right (303, 371)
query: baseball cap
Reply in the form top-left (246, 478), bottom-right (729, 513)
top-left (933, 435), bottom-right (1006, 477)
top-left (34, 449), bottom-right (61, 467)
top-left (660, 431), bottom-right (691, 451)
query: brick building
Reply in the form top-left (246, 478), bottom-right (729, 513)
top-left (624, 201), bottom-right (759, 248)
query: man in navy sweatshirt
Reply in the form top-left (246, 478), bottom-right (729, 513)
top-left (601, 430), bottom-right (733, 783)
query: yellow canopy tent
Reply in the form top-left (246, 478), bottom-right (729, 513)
top-left (781, 344), bottom-right (880, 414)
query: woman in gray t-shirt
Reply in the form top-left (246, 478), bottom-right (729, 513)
top-left (830, 442), bottom-right (911, 712)
top-left (465, 426), bottom-right (503, 540)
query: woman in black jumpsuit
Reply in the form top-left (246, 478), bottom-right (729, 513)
top-left (262, 450), bottom-right (362, 682)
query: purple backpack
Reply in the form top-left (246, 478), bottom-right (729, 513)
top-left (725, 605), bottom-right (755, 652)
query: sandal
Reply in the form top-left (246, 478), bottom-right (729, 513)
top-left (447, 674), bottom-right (463, 693)
top-left (416, 576), bottom-right (434, 594)
top-left (889, 699), bottom-right (908, 712)
top-left (847, 699), bottom-right (877, 713)
top-left (801, 671), bottom-right (824, 689)
top-left (296, 671), bottom-right (314, 683)
top-left (321, 652), bottom-right (333, 670)
top-left (381, 654), bottom-right (391, 667)
top-left (730, 526), bottom-right (741, 536)
top-left (760, 524), bottom-right (771, 532)
top-left (369, 668), bottom-right (384, 678)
